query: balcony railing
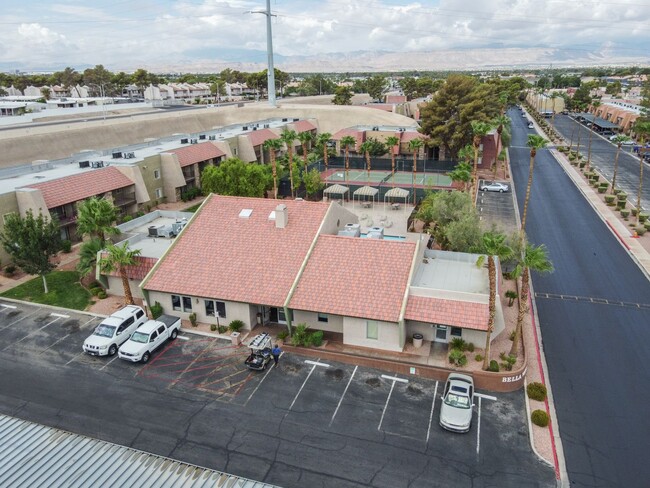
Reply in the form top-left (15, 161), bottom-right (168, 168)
top-left (113, 192), bottom-right (137, 207)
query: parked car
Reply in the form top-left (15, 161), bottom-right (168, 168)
top-left (479, 181), bottom-right (509, 193)
top-left (440, 373), bottom-right (474, 433)
top-left (83, 305), bottom-right (147, 356)
top-left (118, 315), bottom-right (181, 363)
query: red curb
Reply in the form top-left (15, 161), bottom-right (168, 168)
top-left (606, 220), bottom-right (631, 250)
top-left (529, 292), bottom-right (561, 480)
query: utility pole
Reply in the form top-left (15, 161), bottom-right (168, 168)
top-left (251, 1), bottom-right (277, 107)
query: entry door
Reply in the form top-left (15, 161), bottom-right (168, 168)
top-left (435, 325), bottom-right (448, 343)
top-left (270, 307), bottom-right (287, 325)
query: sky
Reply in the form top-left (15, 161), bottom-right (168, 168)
top-left (1, 0), bottom-right (649, 72)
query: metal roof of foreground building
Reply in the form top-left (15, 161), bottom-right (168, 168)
top-left (0, 414), bottom-right (280, 488)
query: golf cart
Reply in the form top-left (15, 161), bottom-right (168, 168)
top-left (244, 332), bottom-right (272, 371)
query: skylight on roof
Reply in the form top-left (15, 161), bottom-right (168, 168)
top-left (268, 210), bottom-right (276, 220)
top-left (239, 209), bottom-right (253, 219)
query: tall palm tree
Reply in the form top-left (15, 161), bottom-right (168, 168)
top-left (359, 140), bottom-right (373, 182)
top-left (574, 102), bottom-right (586, 165)
top-left (479, 232), bottom-right (513, 371)
top-left (99, 242), bottom-right (142, 305)
top-left (586, 100), bottom-right (601, 172)
top-left (510, 242), bottom-right (554, 357)
top-left (448, 162), bottom-right (472, 193)
top-left (493, 115), bottom-right (510, 179)
top-left (280, 129), bottom-right (298, 198)
top-left (611, 135), bottom-right (631, 194)
top-left (263, 138), bottom-right (283, 199)
top-left (340, 135), bottom-right (357, 183)
top-left (634, 122), bottom-right (650, 223)
top-left (76, 196), bottom-right (120, 243)
top-left (297, 131), bottom-right (313, 173)
top-left (549, 93), bottom-right (559, 131)
top-left (317, 132), bottom-right (332, 172)
top-left (385, 135), bottom-right (400, 187)
top-left (76, 238), bottom-right (103, 278)
top-left (409, 138), bottom-right (424, 204)
top-left (470, 121), bottom-right (493, 206)
top-left (521, 135), bottom-right (548, 245)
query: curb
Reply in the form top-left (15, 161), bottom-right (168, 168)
top-left (0, 296), bottom-right (108, 319)
top-left (523, 378), bottom-right (554, 469)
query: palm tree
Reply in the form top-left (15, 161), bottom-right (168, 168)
top-left (521, 135), bottom-right (548, 244)
top-left (510, 242), bottom-right (554, 357)
top-left (634, 121), bottom-right (650, 223)
top-left (573, 102), bottom-right (586, 165)
top-left (263, 138), bottom-right (283, 199)
top-left (76, 196), bottom-right (120, 243)
top-left (409, 138), bottom-right (424, 205)
top-left (340, 135), bottom-right (356, 183)
top-left (470, 121), bottom-right (493, 206)
top-left (280, 129), bottom-right (298, 198)
top-left (549, 93), bottom-right (559, 131)
top-left (611, 135), bottom-right (631, 194)
top-left (359, 140), bottom-right (373, 182)
top-left (479, 232), bottom-right (513, 370)
top-left (297, 131), bottom-right (313, 173)
top-left (493, 115), bottom-right (510, 179)
top-left (76, 238), bottom-right (103, 278)
top-left (586, 100), bottom-right (601, 172)
top-left (448, 162), bottom-right (472, 193)
top-left (99, 242), bottom-right (142, 305)
top-left (385, 135), bottom-right (400, 187)
top-left (317, 132), bottom-right (332, 172)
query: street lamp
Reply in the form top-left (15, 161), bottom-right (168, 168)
top-left (88, 83), bottom-right (107, 120)
top-left (214, 310), bottom-right (220, 331)
top-left (249, 0), bottom-right (277, 107)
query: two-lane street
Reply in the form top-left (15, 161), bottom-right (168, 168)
top-left (509, 108), bottom-right (650, 487)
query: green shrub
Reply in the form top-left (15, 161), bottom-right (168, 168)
top-left (604, 195), bottom-right (616, 205)
top-left (631, 208), bottom-right (638, 217)
top-left (617, 200), bottom-right (627, 210)
top-left (89, 281), bottom-right (101, 289)
top-left (645, 221), bottom-right (650, 231)
top-left (505, 289), bottom-right (518, 306)
top-left (466, 342), bottom-right (475, 353)
top-left (4, 265), bottom-right (17, 276)
top-left (310, 330), bottom-right (324, 347)
top-left (210, 324), bottom-right (217, 331)
top-left (61, 239), bottom-right (72, 253)
top-left (228, 319), bottom-right (244, 332)
top-left (509, 331), bottom-right (516, 341)
top-left (449, 337), bottom-right (467, 351)
top-left (136, 211), bottom-right (145, 217)
top-left (218, 325), bottom-right (228, 334)
top-left (621, 209), bottom-right (630, 219)
top-left (487, 360), bottom-right (500, 372)
top-left (579, 161), bottom-right (587, 169)
top-left (636, 226), bottom-right (647, 236)
top-left (122, 215), bottom-right (133, 223)
top-left (448, 349), bottom-right (467, 367)
top-left (291, 323), bottom-right (309, 346)
top-left (568, 154), bottom-right (576, 161)
top-left (90, 287), bottom-right (102, 296)
top-left (474, 354), bottom-right (484, 362)
top-left (531, 409), bottom-right (550, 427)
top-left (189, 312), bottom-right (197, 327)
top-left (638, 213), bottom-right (648, 223)
top-left (150, 301), bottom-right (163, 319)
top-left (526, 382), bottom-right (548, 401)
top-left (97, 291), bottom-right (107, 299)
top-left (501, 354), bottom-right (516, 371)
top-left (277, 330), bottom-right (289, 341)
top-left (617, 192), bottom-right (628, 201)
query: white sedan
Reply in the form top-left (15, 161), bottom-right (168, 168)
top-left (479, 181), bottom-right (509, 193)
top-left (440, 373), bottom-right (475, 433)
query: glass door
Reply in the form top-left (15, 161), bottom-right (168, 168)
top-left (435, 325), bottom-right (448, 343)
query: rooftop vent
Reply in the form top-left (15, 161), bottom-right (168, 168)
top-left (242, 126), bottom-right (248, 130)
top-left (180, 138), bottom-right (188, 144)
top-left (78, 160), bottom-right (90, 168)
top-left (275, 204), bottom-right (288, 229)
top-left (208, 135), bottom-right (216, 140)
top-left (112, 152), bottom-right (123, 159)
top-left (199, 134), bottom-right (206, 140)
top-left (239, 208), bottom-right (253, 219)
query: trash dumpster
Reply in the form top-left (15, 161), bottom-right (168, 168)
top-left (412, 333), bottom-right (423, 349)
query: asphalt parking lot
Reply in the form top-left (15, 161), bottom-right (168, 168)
top-left (477, 179), bottom-right (518, 235)
top-left (0, 300), bottom-right (555, 487)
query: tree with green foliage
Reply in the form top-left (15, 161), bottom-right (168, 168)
top-left (201, 158), bottom-right (271, 198)
top-left (303, 168), bottom-right (324, 200)
top-left (366, 75), bottom-right (387, 101)
top-left (280, 129), bottom-right (298, 197)
top-left (510, 242), bottom-right (553, 357)
top-left (385, 136), bottom-right (400, 185)
top-left (586, 99), bottom-right (601, 172)
top-left (332, 85), bottom-right (353, 105)
top-left (570, 84), bottom-right (592, 110)
top-left (521, 135), bottom-right (548, 243)
top-left (210, 79), bottom-right (225, 101)
top-left (263, 138), bottom-right (284, 198)
top-left (471, 121), bottom-right (494, 203)
top-left (0, 210), bottom-right (61, 293)
top-left (477, 232), bottom-right (513, 370)
top-left (316, 133), bottom-right (332, 171)
top-left (420, 74), bottom-right (500, 158)
top-left (297, 131), bottom-right (313, 172)
top-left (409, 138), bottom-right (425, 203)
top-left (359, 140), bottom-right (374, 182)
top-left (611, 135), bottom-right (630, 194)
top-left (99, 242), bottom-right (141, 305)
top-left (76, 197), bottom-right (120, 243)
top-left (493, 115), bottom-right (511, 179)
top-left (340, 135), bottom-right (357, 182)
top-left (633, 121), bottom-right (650, 222)
top-left (76, 238), bottom-right (103, 278)
top-left (448, 162), bottom-right (472, 193)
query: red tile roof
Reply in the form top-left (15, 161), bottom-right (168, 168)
top-left (101, 255), bottom-right (157, 281)
top-left (289, 235), bottom-right (416, 323)
top-left (292, 120), bottom-right (317, 133)
top-left (331, 128), bottom-right (364, 149)
top-left (23, 166), bottom-right (134, 209)
top-left (386, 95), bottom-right (407, 104)
top-left (247, 128), bottom-right (279, 147)
top-left (400, 132), bottom-right (426, 143)
top-left (405, 295), bottom-right (488, 331)
top-left (143, 195), bottom-right (330, 307)
top-left (167, 142), bottom-right (226, 168)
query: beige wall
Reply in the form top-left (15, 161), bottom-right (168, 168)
top-left (160, 154), bottom-right (186, 203)
top-left (0, 192), bottom-right (20, 263)
top-left (343, 316), bottom-right (401, 352)
top-left (135, 154), bottom-right (165, 207)
top-left (15, 188), bottom-right (50, 218)
top-left (236, 135), bottom-right (257, 163)
top-left (406, 320), bottom-right (487, 347)
top-left (292, 309), bottom-right (344, 333)
top-left (106, 276), bottom-right (144, 299)
top-left (319, 202), bottom-right (358, 235)
top-left (114, 164), bottom-right (150, 206)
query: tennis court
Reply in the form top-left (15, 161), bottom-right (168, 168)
top-left (324, 169), bottom-right (452, 188)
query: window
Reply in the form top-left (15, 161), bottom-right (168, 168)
top-left (182, 296), bottom-right (192, 312)
top-left (317, 313), bottom-right (329, 323)
top-left (153, 169), bottom-right (161, 179)
top-left (157, 325), bottom-right (165, 334)
top-left (171, 295), bottom-right (181, 311)
top-left (136, 310), bottom-right (144, 320)
top-left (205, 300), bottom-right (214, 317)
top-left (155, 188), bottom-right (163, 199)
top-left (122, 317), bottom-right (134, 328)
top-left (451, 327), bottom-right (462, 337)
top-left (150, 331), bottom-right (158, 342)
top-left (206, 299), bottom-right (227, 318)
top-left (366, 320), bottom-right (378, 340)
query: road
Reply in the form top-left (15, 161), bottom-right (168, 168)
top-left (509, 108), bottom-right (650, 487)
top-left (0, 301), bottom-right (554, 488)
top-left (551, 114), bottom-right (649, 210)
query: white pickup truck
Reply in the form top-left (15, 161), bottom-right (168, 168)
top-left (118, 315), bottom-right (181, 363)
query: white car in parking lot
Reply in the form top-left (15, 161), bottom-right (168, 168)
top-left (83, 305), bottom-right (147, 356)
top-left (118, 315), bottom-right (181, 363)
top-left (479, 181), bottom-right (509, 193)
top-left (440, 373), bottom-right (475, 433)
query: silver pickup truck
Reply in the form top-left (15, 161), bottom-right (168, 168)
top-left (118, 314), bottom-right (181, 363)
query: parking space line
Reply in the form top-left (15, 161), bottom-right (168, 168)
top-left (39, 317), bottom-right (97, 356)
top-left (50, 313), bottom-right (70, 318)
top-left (426, 381), bottom-right (439, 446)
top-left (244, 355), bottom-right (279, 407)
top-left (287, 359), bottom-right (320, 413)
top-left (476, 396), bottom-right (482, 460)
top-left (177, 335), bottom-right (190, 341)
top-left (100, 355), bottom-right (120, 371)
top-left (305, 360), bottom-right (330, 368)
top-left (0, 304), bottom-right (17, 310)
top-left (380, 374), bottom-right (408, 384)
top-left (0, 307), bottom-right (42, 331)
top-left (475, 392), bottom-right (497, 401)
top-left (329, 365), bottom-right (357, 427)
top-left (378, 376), bottom-right (404, 431)
top-left (1, 316), bottom-right (62, 351)
top-left (65, 351), bottom-right (86, 366)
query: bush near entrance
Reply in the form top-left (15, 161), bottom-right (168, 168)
top-left (531, 409), bottom-right (550, 427)
top-left (527, 382), bottom-right (548, 401)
